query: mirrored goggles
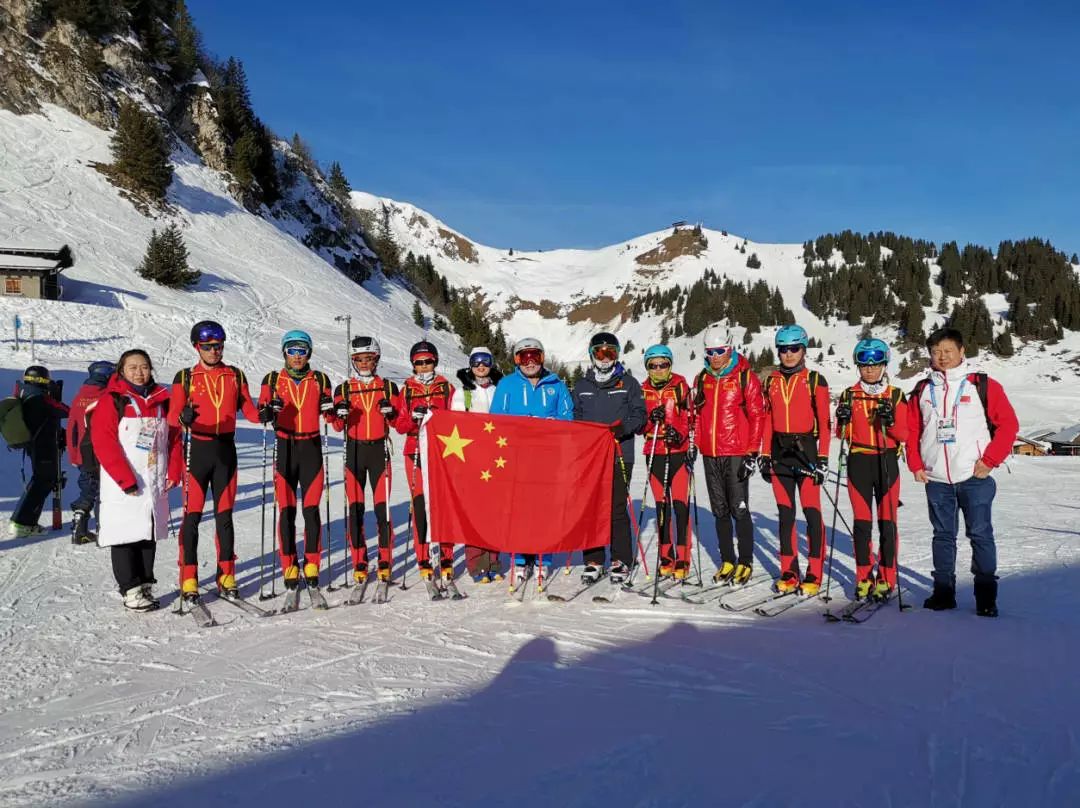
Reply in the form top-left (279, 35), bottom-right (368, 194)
top-left (470, 353), bottom-right (493, 368)
top-left (284, 345), bottom-right (310, 357)
top-left (855, 348), bottom-right (888, 365)
top-left (516, 349), bottom-right (543, 365)
top-left (590, 345), bottom-right (619, 362)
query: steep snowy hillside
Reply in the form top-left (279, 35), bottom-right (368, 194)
top-left (0, 106), bottom-right (464, 382)
top-left (353, 192), bottom-right (1080, 431)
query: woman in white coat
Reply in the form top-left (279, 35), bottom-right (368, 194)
top-left (90, 350), bottom-right (182, 611)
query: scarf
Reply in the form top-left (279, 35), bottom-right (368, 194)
top-left (858, 379), bottom-right (888, 397)
top-left (284, 365), bottom-right (309, 382)
top-left (778, 359), bottom-right (806, 377)
top-left (123, 379), bottom-right (154, 398)
top-left (415, 370), bottom-right (435, 384)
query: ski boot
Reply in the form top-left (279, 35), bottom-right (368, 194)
top-left (71, 509), bottom-right (95, 545)
top-left (974, 579), bottom-right (998, 617)
top-left (123, 585), bottom-right (157, 612)
top-left (872, 580), bottom-right (893, 601)
top-left (775, 571), bottom-right (800, 594)
top-left (418, 561), bottom-right (435, 580)
top-left (799, 573), bottom-right (820, 597)
top-left (581, 563), bottom-right (605, 585)
top-left (713, 561), bottom-right (736, 584)
top-left (609, 560), bottom-right (630, 585)
top-left (303, 562), bottom-right (320, 589)
top-left (923, 584), bottom-right (957, 611)
top-left (855, 579), bottom-right (874, 600)
top-left (733, 563), bottom-right (752, 585)
top-left (472, 572), bottom-right (490, 584)
top-left (217, 573), bottom-right (240, 600)
top-left (377, 567), bottom-right (391, 583)
top-left (659, 560), bottom-right (675, 579)
top-left (673, 561), bottom-right (690, 581)
top-left (283, 565), bottom-right (301, 589)
top-left (354, 566), bottom-right (369, 585)
top-left (9, 522), bottom-right (45, 538)
top-left (181, 577), bottom-right (199, 597)
top-left (440, 560), bottom-right (455, 581)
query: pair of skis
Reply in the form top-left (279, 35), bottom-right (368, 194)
top-left (824, 588), bottom-right (907, 624)
top-left (174, 586), bottom-right (277, 628)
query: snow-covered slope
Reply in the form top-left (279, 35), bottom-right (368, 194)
top-left (353, 192), bottom-right (1080, 432)
top-left (0, 107), bottom-right (465, 384)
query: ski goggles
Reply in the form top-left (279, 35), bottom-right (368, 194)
top-left (412, 357), bottom-right (435, 367)
top-left (646, 360), bottom-right (672, 371)
top-left (590, 345), bottom-right (619, 362)
top-left (470, 353), bottom-right (493, 368)
top-left (284, 345), bottom-right (310, 357)
top-left (515, 349), bottom-right (543, 365)
top-left (777, 344), bottom-right (804, 355)
top-left (197, 342), bottom-right (224, 352)
top-left (193, 325), bottom-right (225, 343)
top-left (704, 346), bottom-right (732, 358)
top-left (855, 347), bottom-right (888, 365)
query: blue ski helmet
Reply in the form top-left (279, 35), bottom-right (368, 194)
top-left (853, 337), bottom-right (889, 366)
top-left (281, 329), bottom-right (313, 354)
top-left (190, 320), bottom-right (225, 345)
top-left (643, 344), bottom-right (673, 364)
top-left (87, 360), bottom-right (116, 382)
top-left (775, 324), bottom-right (809, 348)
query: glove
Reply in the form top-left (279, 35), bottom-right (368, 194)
top-left (178, 402), bottom-right (198, 427)
top-left (738, 454), bottom-right (757, 482)
top-left (411, 405), bottom-right (429, 423)
top-left (269, 396), bottom-right (284, 413)
top-left (835, 402), bottom-right (852, 427)
top-left (877, 399), bottom-right (895, 427)
top-left (686, 444), bottom-right (698, 465)
top-left (378, 398), bottom-right (396, 418)
top-left (758, 455), bottom-right (772, 483)
top-left (257, 404), bottom-right (276, 425)
top-left (319, 395), bottom-right (334, 414)
top-left (334, 401), bottom-right (350, 419)
top-left (811, 457), bottom-right (828, 486)
top-left (663, 425), bottom-right (683, 447)
top-left (692, 387), bottom-right (706, 409)
top-left (648, 406), bottom-right (666, 424)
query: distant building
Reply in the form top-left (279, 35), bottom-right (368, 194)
top-left (1044, 425), bottom-right (1080, 456)
top-left (0, 246), bottom-right (73, 300)
top-left (1012, 436), bottom-right (1048, 457)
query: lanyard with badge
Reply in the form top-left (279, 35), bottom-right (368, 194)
top-left (929, 377), bottom-right (966, 445)
top-left (126, 396), bottom-right (158, 452)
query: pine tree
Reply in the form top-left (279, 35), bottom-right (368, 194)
top-left (229, 128), bottom-right (259, 190)
top-left (746, 252), bottom-right (762, 269)
top-left (1072, 253), bottom-right (1079, 265)
top-left (170, 0), bottom-right (199, 83)
top-left (412, 299), bottom-right (424, 328)
top-left (327, 161), bottom-right (351, 202)
top-left (110, 98), bottom-right (173, 202)
top-left (374, 206), bottom-right (401, 274)
top-left (47, 0), bottom-right (121, 36)
top-left (993, 328), bottom-right (1014, 357)
top-left (137, 225), bottom-right (200, 289)
top-left (624, 339), bottom-right (635, 353)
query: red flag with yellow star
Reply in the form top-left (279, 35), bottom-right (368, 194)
top-left (423, 410), bottom-right (614, 555)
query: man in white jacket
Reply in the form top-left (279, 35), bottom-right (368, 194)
top-left (905, 327), bottom-right (1019, 617)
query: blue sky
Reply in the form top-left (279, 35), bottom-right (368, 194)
top-left (189, 0), bottom-right (1079, 254)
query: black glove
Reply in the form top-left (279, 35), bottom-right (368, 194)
top-left (319, 395), bottom-right (334, 414)
top-left (686, 444), bottom-right (698, 465)
top-left (811, 457), bottom-right (828, 486)
top-left (835, 402), bottom-right (852, 427)
top-left (257, 404), bottom-right (276, 425)
top-left (378, 398), bottom-right (396, 418)
top-left (758, 456), bottom-right (772, 482)
top-left (178, 402), bottom-right (198, 427)
top-left (738, 454), bottom-right (757, 482)
top-left (269, 396), bottom-right (284, 413)
top-left (334, 401), bottom-right (350, 419)
top-left (663, 425), bottom-right (683, 446)
top-left (648, 406), bottom-right (666, 424)
top-left (411, 405), bottom-right (429, 423)
top-left (692, 387), bottom-right (706, 409)
top-left (877, 399), bottom-right (895, 427)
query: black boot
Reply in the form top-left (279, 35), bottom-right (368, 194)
top-left (70, 509), bottom-right (95, 545)
top-left (974, 579), bottom-right (998, 617)
top-left (923, 584), bottom-right (957, 611)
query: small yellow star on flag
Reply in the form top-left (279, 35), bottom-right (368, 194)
top-left (480, 469), bottom-right (492, 481)
top-left (496, 436), bottom-right (508, 448)
top-left (483, 421), bottom-right (495, 433)
top-left (495, 456), bottom-right (507, 469)
top-left (437, 425), bottom-right (473, 462)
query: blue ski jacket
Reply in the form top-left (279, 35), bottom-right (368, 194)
top-left (490, 368), bottom-right (574, 420)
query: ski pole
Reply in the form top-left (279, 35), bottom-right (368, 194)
top-left (627, 421), bottom-right (661, 586)
top-left (174, 427), bottom-right (192, 615)
top-left (322, 422), bottom-right (335, 591)
top-left (383, 436), bottom-right (394, 583)
top-left (342, 381), bottom-right (354, 585)
top-left (687, 460), bottom-right (704, 587)
top-left (266, 430), bottom-right (278, 599)
top-left (258, 424), bottom-right (268, 598)
top-left (614, 441), bottom-right (649, 578)
top-left (877, 418), bottom-right (910, 612)
top-left (401, 447), bottom-right (421, 590)
top-left (822, 436), bottom-right (847, 604)
top-left (651, 450), bottom-right (671, 606)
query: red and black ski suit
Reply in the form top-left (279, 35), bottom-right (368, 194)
top-left (394, 375), bottom-right (456, 570)
top-left (330, 376), bottom-right (400, 574)
top-left (836, 384), bottom-right (909, 587)
top-left (761, 368), bottom-right (831, 582)
top-left (259, 368), bottom-right (333, 576)
top-left (169, 364), bottom-right (260, 585)
top-left (640, 373), bottom-right (692, 570)
top-left (690, 357), bottom-right (765, 567)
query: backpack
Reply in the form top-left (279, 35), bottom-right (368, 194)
top-left (911, 372), bottom-right (995, 438)
top-left (0, 396), bottom-right (32, 449)
top-left (838, 385), bottom-right (905, 454)
top-left (763, 370), bottom-right (824, 436)
top-left (694, 367), bottom-right (752, 414)
top-left (180, 365), bottom-right (246, 406)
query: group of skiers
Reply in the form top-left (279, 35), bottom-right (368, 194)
top-left (8, 316), bottom-right (1019, 618)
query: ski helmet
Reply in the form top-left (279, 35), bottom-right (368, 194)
top-left (469, 346), bottom-right (494, 367)
top-left (512, 337), bottom-right (544, 356)
top-left (281, 329), bottom-right (313, 354)
top-left (350, 336), bottom-right (381, 358)
top-left (775, 324), bottom-right (809, 348)
top-left (643, 344), bottom-right (673, 364)
top-left (23, 365), bottom-right (50, 386)
top-left (703, 325), bottom-right (732, 350)
top-left (410, 340), bottom-right (438, 364)
top-left (87, 360), bottom-right (116, 381)
top-left (853, 337), bottom-right (889, 366)
top-left (588, 332), bottom-right (620, 366)
top-left (190, 320), bottom-right (226, 345)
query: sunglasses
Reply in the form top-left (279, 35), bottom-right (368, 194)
top-left (646, 361), bottom-right (671, 371)
top-left (705, 346), bottom-right (731, 357)
top-left (413, 358), bottom-right (435, 367)
top-left (590, 345), bottom-right (619, 361)
top-left (777, 344), bottom-right (804, 355)
top-left (516, 349), bottom-right (543, 365)
top-left (855, 348), bottom-right (888, 365)
top-left (284, 346), bottom-right (310, 357)
top-left (198, 342), bottom-right (224, 352)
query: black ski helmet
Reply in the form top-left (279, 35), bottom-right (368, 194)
top-left (409, 340), bottom-right (438, 364)
top-left (190, 320), bottom-right (226, 345)
top-left (589, 332), bottom-right (620, 354)
top-left (23, 365), bottom-right (50, 385)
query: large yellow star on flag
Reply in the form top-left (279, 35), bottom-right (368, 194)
top-left (437, 425), bottom-right (473, 462)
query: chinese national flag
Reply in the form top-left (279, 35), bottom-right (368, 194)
top-left (424, 410), bottom-right (614, 555)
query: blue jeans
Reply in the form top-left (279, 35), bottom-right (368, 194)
top-left (925, 476), bottom-right (997, 587)
top-left (72, 463), bottom-right (99, 514)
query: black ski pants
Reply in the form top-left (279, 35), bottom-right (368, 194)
top-left (584, 457), bottom-right (633, 567)
top-left (702, 455), bottom-right (754, 566)
top-left (111, 539), bottom-right (157, 593)
top-left (179, 434), bottom-right (239, 583)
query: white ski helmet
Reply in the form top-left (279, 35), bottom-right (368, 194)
top-left (704, 325), bottom-right (732, 350)
top-left (512, 336), bottom-right (544, 356)
top-left (351, 336), bottom-right (381, 358)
